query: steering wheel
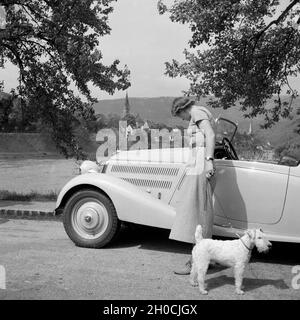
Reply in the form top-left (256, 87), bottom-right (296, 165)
top-left (222, 137), bottom-right (239, 160)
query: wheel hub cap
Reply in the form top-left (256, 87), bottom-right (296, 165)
top-left (84, 215), bottom-right (92, 223)
top-left (71, 200), bottom-right (109, 240)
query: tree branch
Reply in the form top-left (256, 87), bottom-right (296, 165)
top-left (20, 4), bottom-right (41, 28)
top-left (22, 38), bottom-right (64, 71)
top-left (256, 0), bottom-right (300, 40)
top-left (249, 1), bottom-right (299, 59)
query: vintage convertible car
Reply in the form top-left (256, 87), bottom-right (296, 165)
top-left (55, 118), bottom-right (300, 248)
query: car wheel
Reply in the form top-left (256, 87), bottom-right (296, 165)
top-left (63, 189), bottom-right (120, 248)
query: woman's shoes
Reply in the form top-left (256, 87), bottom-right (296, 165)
top-left (173, 258), bottom-right (192, 275)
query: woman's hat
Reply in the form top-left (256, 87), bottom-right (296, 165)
top-left (171, 97), bottom-right (195, 116)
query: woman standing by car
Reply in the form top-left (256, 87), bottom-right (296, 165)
top-left (169, 97), bottom-right (216, 275)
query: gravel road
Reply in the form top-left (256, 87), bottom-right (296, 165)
top-left (0, 219), bottom-right (299, 300)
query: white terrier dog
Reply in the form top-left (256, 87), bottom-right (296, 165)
top-left (190, 225), bottom-right (272, 295)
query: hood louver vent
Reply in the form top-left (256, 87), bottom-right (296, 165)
top-left (121, 178), bottom-right (172, 189)
top-left (107, 162), bottom-right (184, 203)
top-left (111, 165), bottom-right (179, 176)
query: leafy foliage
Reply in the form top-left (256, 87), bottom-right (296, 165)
top-left (0, 0), bottom-right (130, 158)
top-left (121, 113), bottom-right (136, 128)
top-left (159, 0), bottom-right (300, 128)
top-left (233, 131), bottom-right (265, 160)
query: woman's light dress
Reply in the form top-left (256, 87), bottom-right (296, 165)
top-left (169, 105), bottom-right (215, 243)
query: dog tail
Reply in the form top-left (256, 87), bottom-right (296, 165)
top-left (195, 225), bottom-right (203, 244)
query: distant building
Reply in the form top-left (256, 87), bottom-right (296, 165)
top-left (141, 121), bottom-right (150, 131)
top-left (247, 120), bottom-right (252, 135)
top-left (125, 124), bottom-right (135, 137)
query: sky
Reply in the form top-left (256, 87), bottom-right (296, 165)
top-left (99, 0), bottom-right (192, 99)
top-left (0, 0), bottom-right (299, 100)
top-left (0, 0), bottom-right (192, 100)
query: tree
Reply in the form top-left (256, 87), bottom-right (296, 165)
top-left (95, 113), bottom-right (108, 130)
top-left (158, 0), bottom-right (300, 128)
top-left (233, 131), bottom-right (265, 159)
top-left (0, 91), bottom-right (12, 130)
top-left (0, 90), bottom-right (27, 130)
top-left (121, 113), bottom-right (136, 128)
top-left (0, 0), bottom-right (130, 158)
top-left (106, 112), bottom-right (121, 128)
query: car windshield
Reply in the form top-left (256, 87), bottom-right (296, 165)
top-left (215, 117), bottom-right (237, 143)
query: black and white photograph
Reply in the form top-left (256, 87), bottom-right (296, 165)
top-left (0, 0), bottom-right (300, 305)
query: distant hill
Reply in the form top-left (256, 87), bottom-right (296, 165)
top-left (93, 95), bottom-right (300, 148)
top-left (93, 96), bottom-right (176, 125)
top-left (93, 96), bottom-right (250, 128)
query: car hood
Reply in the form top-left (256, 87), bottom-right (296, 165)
top-left (108, 148), bottom-right (191, 163)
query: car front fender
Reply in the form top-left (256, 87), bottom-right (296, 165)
top-left (56, 173), bottom-right (176, 229)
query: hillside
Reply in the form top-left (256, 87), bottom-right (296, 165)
top-left (93, 95), bottom-right (300, 148)
top-left (0, 96), bottom-right (298, 159)
top-left (94, 96), bottom-right (177, 125)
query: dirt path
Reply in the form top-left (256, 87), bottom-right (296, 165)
top-left (0, 219), bottom-right (299, 300)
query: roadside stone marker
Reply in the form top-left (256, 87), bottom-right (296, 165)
top-left (0, 265), bottom-right (5, 289)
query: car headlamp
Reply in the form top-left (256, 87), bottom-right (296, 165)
top-left (97, 160), bottom-right (108, 173)
top-left (79, 160), bottom-right (102, 174)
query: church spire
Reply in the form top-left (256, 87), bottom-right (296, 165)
top-left (123, 91), bottom-right (130, 117)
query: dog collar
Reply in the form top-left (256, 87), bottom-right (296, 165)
top-left (239, 238), bottom-right (252, 251)
top-left (236, 233), bottom-right (253, 251)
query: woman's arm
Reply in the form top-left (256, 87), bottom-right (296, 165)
top-left (198, 119), bottom-right (215, 158)
top-left (197, 119), bottom-right (216, 178)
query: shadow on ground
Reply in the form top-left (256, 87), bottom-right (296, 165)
top-left (110, 223), bottom-right (300, 265)
top-left (110, 223), bottom-right (191, 254)
top-left (206, 275), bottom-right (290, 293)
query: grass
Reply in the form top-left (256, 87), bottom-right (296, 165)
top-left (0, 189), bottom-right (58, 202)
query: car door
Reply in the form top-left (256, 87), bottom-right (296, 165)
top-left (213, 160), bottom-right (289, 229)
top-left (277, 162), bottom-right (300, 240)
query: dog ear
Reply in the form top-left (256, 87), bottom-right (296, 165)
top-left (246, 230), bottom-right (255, 239)
top-left (245, 230), bottom-right (252, 238)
